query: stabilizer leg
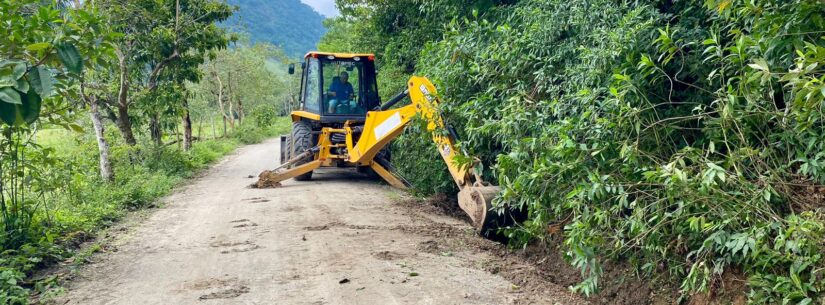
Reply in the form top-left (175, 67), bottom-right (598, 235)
top-left (369, 161), bottom-right (410, 189)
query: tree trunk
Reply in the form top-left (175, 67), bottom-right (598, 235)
top-left (213, 71), bottom-right (232, 136)
top-left (228, 71), bottom-right (243, 124)
top-left (197, 116), bottom-right (203, 141)
top-left (226, 71), bottom-right (236, 129)
top-left (237, 96), bottom-right (244, 124)
top-left (175, 122), bottom-right (181, 149)
top-left (100, 101), bottom-right (119, 123)
top-left (89, 98), bottom-right (114, 182)
top-left (283, 95), bottom-right (294, 116)
top-left (116, 49), bottom-right (137, 146)
top-left (210, 116), bottom-right (216, 139)
top-left (182, 100), bottom-right (192, 151)
top-left (228, 98), bottom-right (235, 129)
top-left (150, 114), bottom-right (162, 145)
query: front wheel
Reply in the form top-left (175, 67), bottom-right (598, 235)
top-left (290, 120), bottom-right (315, 181)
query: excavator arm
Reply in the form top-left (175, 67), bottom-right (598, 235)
top-left (346, 76), bottom-right (507, 232)
top-left (262, 76), bottom-right (517, 235)
top-left (349, 77), bottom-right (475, 186)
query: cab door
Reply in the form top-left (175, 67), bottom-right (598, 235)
top-left (300, 57), bottom-right (322, 114)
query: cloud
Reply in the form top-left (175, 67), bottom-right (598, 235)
top-left (300, 0), bottom-right (340, 17)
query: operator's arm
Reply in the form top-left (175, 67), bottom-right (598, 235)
top-left (344, 83), bottom-right (354, 99)
top-left (328, 81), bottom-right (338, 97)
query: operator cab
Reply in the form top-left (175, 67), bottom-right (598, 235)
top-left (289, 52), bottom-right (380, 124)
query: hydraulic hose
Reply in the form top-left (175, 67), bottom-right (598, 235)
top-left (377, 90), bottom-right (409, 111)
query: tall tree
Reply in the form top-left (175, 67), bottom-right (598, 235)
top-left (97, 0), bottom-right (234, 145)
top-left (0, 0), bottom-right (114, 246)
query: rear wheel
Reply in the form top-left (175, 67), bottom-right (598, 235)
top-left (290, 120), bottom-right (315, 181)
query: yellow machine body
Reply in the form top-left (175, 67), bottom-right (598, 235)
top-left (270, 51), bottom-right (520, 235)
top-left (266, 76), bottom-right (510, 233)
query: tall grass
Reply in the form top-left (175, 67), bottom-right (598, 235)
top-left (0, 117), bottom-right (289, 303)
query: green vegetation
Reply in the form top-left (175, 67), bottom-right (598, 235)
top-left (1, 0), bottom-right (293, 303)
top-left (322, 0), bottom-right (825, 303)
top-left (224, 0), bottom-right (327, 58)
top-left (1, 118), bottom-right (288, 303)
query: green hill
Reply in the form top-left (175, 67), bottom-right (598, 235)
top-left (224, 0), bottom-right (326, 58)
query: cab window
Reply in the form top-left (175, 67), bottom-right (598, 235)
top-left (322, 60), bottom-right (367, 115)
top-left (303, 58), bottom-right (321, 112)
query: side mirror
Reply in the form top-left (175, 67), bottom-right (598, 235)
top-left (288, 63), bottom-right (295, 75)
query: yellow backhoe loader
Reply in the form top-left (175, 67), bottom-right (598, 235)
top-left (260, 52), bottom-right (521, 235)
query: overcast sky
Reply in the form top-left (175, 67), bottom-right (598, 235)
top-left (300, 0), bottom-right (340, 17)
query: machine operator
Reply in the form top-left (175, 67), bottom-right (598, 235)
top-left (328, 71), bottom-right (355, 114)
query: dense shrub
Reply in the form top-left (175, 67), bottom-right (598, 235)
top-left (231, 124), bottom-right (268, 144)
top-left (253, 104), bottom-right (279, 128)
top-left (392, 118), bottom-right (459, 196)
top-left (394, 0), bottom-right (825, 302)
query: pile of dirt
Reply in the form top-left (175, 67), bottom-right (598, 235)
top-left (787, 178), bottom-right (825, 213)
top-left (251, 170), bottom-right (283, 188)
top-left (397, 193), bottom-right (471, 223)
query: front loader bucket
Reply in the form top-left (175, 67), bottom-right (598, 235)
top-left (254, 160), bottom-right (321, 188)
top-left (457, 185), bottom-right (527, 238)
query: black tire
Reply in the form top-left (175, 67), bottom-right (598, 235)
top-left (378, 146), bottom-right (392, 163)
top-left (290, 120), bottom-right (314, 181)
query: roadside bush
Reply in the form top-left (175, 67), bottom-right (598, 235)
top-left (141, 147), bottom-right (195, 176)
top-left (0, 268), bottom-right (27, 305)
top-left (231, 117), bottom-right (290, 144)
top-left (230, 124), bottom-right (267, 144)
top-left (253, 104), bottom-right (279, 128)
top-left (409, 0), bottom-right (825, 302)
top-left (189, 139), bottom-right (237, 166)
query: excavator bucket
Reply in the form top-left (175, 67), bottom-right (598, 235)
top-left (457, 185), bottom-right (526, 237)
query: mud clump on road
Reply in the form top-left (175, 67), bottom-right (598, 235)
top-left (198, 285), bottom-right (250, 300)
top-left (416, 240), bottom-right (440, 253)
top-left (181, 277), bottom-right (251, 300)
top-left (304, 224), bottom-right (330, 231)
top-left (251, 170), bottom-right (283, 188)
top-left (373, 250), bottom-right (405, 261)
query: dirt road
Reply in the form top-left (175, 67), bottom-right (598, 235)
top-left (55, 139), bottom-right (586, 305)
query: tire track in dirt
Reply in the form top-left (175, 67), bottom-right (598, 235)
top-left (53, 138), bottom-right (587, 305)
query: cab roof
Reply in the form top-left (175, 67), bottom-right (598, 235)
top-left (304, 51), bottom-right (375, 60)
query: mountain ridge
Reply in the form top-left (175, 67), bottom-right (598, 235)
top-left (224, 0), bottom-right (327, 58)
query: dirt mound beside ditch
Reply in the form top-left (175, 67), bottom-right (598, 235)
top-left (396, 194), bottom-right (683, 305)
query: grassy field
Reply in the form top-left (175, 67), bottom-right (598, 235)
top-left (0, 117), bottom-right (290, 303)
